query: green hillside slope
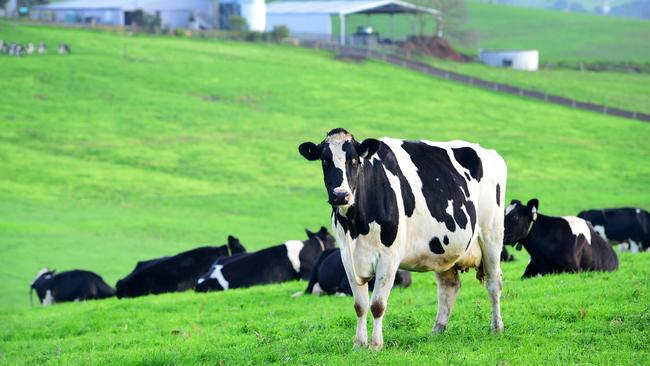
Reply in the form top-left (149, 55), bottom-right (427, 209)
top-left (0, 23), bottom-right (648, 365)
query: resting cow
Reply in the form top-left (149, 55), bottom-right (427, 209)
top-left (116, 236), bottom-right (246, 298)
top-left (299, 128), bottom-right (507, 350)
top-left (30, 268), bottom-right (114, 306)
top-left (305, 248), bottom-right (412, 296)
top-left (504, 199), bottom-right (618, 278)
top-left (577, 207), bottom-right (649, 252)
top-left (195, 227), bottom-right (336, 292)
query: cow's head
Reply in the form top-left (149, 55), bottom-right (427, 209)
top-left (299, 128), bottom-right (380, 209)
top-left (298, 226), bottom-right (337, 280)
top-left (227, 235), bottom-right (246, 255)
top-left (30, 268), bottom-right (55, 305)
top-left (504, 198), bottom-right (539, 249)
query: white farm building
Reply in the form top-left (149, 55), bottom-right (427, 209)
top-left (266, 1), bottom-right (440, 44)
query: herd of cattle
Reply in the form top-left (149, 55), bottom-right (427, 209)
top-left (29, 128), bottom-right (648, 349)
top-left (0, 40), bottom-right (71, 56)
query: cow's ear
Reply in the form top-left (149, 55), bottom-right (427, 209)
top-left (227, 235), bottom-right (239, 246)
top-left (356, 138), bottom-right (380, 159)
top-left (299, 142), bottom-right (322, 161)
top-left (526, 199), bottom-right (539, 214)
top-left (318, 226), bottom-right (328, 236)
top-left (510, 199), bottom-right (521, 206)
top-left (305, 228), bottom-right (315, 238)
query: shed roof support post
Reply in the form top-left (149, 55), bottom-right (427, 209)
top-left (436, 14), bottom-right (443, 37)
top-left (390, 13), bottom-right (394, 41)
top-left (339, 13), bottom-right (345, 45)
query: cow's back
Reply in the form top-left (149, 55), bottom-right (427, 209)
top-left (581, 225), bottom-right (619, 271)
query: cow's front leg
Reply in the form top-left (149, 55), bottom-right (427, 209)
top-left (433, 268), bottom-right (461, 334)
top-left (369, 258), bottom-right (399, 350)
top-left (348, 277), bottom-right (369, 348)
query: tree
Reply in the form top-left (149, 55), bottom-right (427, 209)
top-left (409, 0), bottom-right (478, 47)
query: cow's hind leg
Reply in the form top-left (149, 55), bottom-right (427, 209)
top-left (479, 228), bottom-right (504, 332)
top-left (368, 257), bottom-right (399, 350)
top-left (433, 268), bottom-right (461, 334)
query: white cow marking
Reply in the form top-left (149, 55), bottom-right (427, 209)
top-left (285, 240), bottom-right (304, 273)
top-left (206, 264), bottom-right (229, 290)
top-left (505, 203), bottom-right (516, 216)
top-left (31, 268), bottom-right (51, 286)
top-left (562, 216), bottom-right (592, 244)
top-left (43, 290), bottom-right (54, 306)
top-left (312, 283), bottom-right (324, 296)
top-left (636, 208), bottom-right (641, 214)
top-left (593, 225), bottom-right (608, 241)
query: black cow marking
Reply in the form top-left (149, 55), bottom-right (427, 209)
top-left (496, 183), bottom-right (501, 207)
top-left (452, 147), bottom-right (483, 182)
top-left (443, 235), bottom-right (449, 245)
top-left (429, 237), bottom-right (445, 254)
top-left (401, 142), bottom-right (477, 234)
top-left (377, 146), bottom-right (415, 217)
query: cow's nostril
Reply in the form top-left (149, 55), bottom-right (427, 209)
top-left (334, 191), bottom-right (348, 198)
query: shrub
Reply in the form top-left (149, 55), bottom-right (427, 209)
top-left (270, 25), bottom-right (289, 41)
top-left (174, 28), bottom-right (186, 37)
top-left (229, 16), bottom-right (248, 33)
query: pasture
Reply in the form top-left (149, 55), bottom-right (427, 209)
top-left (0, 22), bottom-right (649, 364)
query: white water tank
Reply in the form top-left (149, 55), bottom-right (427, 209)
top-left (241, 0), bottom-right (265, 32)
top-left (478, 49), bottom-right (539, 71)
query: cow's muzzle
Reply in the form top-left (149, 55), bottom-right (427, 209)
top-left (328, 189), bottom-right (351, 206)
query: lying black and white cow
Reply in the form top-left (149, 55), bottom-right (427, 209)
top-left (58, 43), bottom-right (71, 55)
top-left (504, 199), bottom-right (618, 278)
top-left (115, 236), bottom-right (246, 298)
top-left (577, 207), bottom-right (649, 252)
top-left (299, 128), bottom-right (507, 350)
top-left (195, 227), bottom-right (336, 292)
top-left (30, 268), bottom-right (115, 306)
top-left (304, 248), bottom-right (412, 296)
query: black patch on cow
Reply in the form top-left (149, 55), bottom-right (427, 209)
top-left (464, 172), bottom-right (471, 181)
top-left (443, 236), bottom-right (449, 245)
top-left (377, 145), bottom-right (415, 217)
top-left (429, 237), bottom-right (445, 254)
top-left (452, 147), bottom-right (483, 182)
top-left (496, 183), bottom-right (501, 206)
top-left (334, 143), bottom-right (400, 247)
top-left (401, 141), bottom-right (476, 233)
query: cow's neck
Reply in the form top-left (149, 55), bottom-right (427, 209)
top-left (521, 214), bottom-right (554, 258)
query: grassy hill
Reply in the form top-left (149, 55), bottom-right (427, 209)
top-left (466, 1), bottom-right (650, 62)
top-left (0, 23), bottom-right (649, 364)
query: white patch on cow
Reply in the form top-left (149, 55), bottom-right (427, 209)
top-left (285, 240), bottom-right (304, 273)
top-left (207, 265), bottom-right (229, 290)
top-left (31, 268), bottom-right (51, 286)
top-left (42, 290), bottom-right (54, 306)
top-left (505, 203), bottom-right (516, 216)
top-left (334, 292), bottom-right (347, 297)
top-left (326, 132), bottom-right (355, 204)
top-left (562, 216), bottom-right (592, 244)
top-left (312, 283), bottom-right (324, 296)
top-left (636, 208), bottom-right (641, 214)
top-left (628, 240), bottom-right (640, 253)
top-left (593, 225), bottom-right (608, 241)
top-left (197, 277), bottom-right (205, 284)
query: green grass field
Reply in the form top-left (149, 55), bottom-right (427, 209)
top-left (425, 59), bottom-right (650, 114)
top-left (0, 23), bottom-right (649, 364)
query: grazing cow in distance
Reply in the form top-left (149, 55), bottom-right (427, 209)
top-left (299, 128), bottom-right (507, 350)
top-left (38, 42), bottom-right (47, 54)
top-left (304, 248), bottom-right (412, 296)
top-left (0, 40), bottom-right (7, 54)
top-left (195, 227), bottom-right (336, 292)
top-left (27, 42), bottom-right (35, 55)
top-left (504, 199), bottom-right (618, 278)
top-left (58, 43), bottom-right (71, 54)
top-left (578, 207), bottom-right (649, 252)
top-left (30, 268), bottom-right (115, 306)
top-left (115, 236), bottom-right (246, 298)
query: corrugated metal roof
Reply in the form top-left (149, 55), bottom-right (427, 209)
top-left (266, 1), bottom-right (439, 16)
top-left (35, 0), bottom-right (208, 11)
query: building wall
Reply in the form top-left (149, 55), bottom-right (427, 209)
top-left (479, 50), bottom-right (539, 71)
top-left (266, 14), bottom-right (331, 39)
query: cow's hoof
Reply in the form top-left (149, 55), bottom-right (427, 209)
top-left (432, 323), bottom-right (446, 334)
top-left (369, 341), bottom-right (383, 351)
top-left (353, 339), bottom-right (368, 349)
top-left (491, 321), bottom-right (504, 333)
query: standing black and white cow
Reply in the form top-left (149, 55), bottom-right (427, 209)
top-left (299, 128), bottom-right (507, 350)
top-left (504, 199), bottom-right (619, 278)
top-left (195, 227), bottom-right (336, 292)
top-left (577, 207), bottom-right (649, 252)
top-left (115, 236), bottom-right (246, 298)
top-left (30, 268), bottom-right (115, 306)
top-left (304, 248), bottom-right (412, 296)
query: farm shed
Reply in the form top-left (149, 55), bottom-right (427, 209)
top-left (31, 0), bottom-right (216, 30)
top-left (266, 0), bottom-right (441, 45)
top-left (478, 49), bottom-right (539, 71)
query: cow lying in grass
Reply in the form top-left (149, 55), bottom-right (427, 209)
top-left (504, 199), bottom-right (618, 278)
top-left (578, 207), bottom-right (649, 252)
top-left (195, 227), bottom-right (336, 292)
top-left (116, 236), bottom-right (246, 298)
top-left (30, 269), bottom-right (114, 306)
top-left (304, 248), bottom-right (412, 296)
